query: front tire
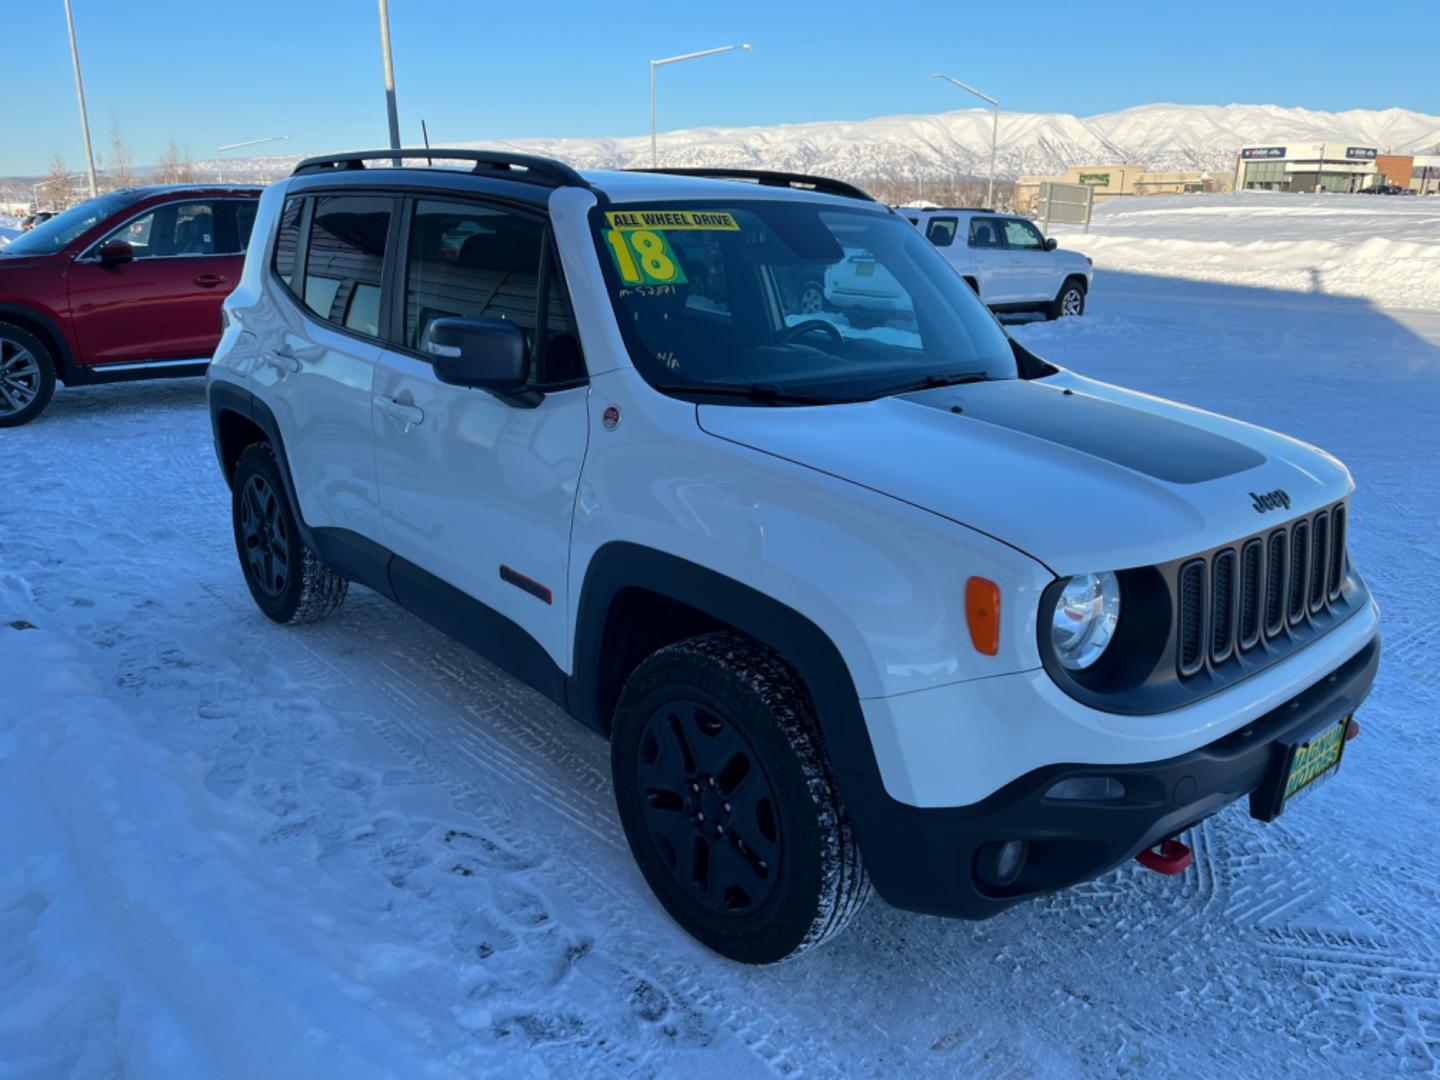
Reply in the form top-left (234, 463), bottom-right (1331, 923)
top-left (1048, 278), bottom-right (1086, 320)
top-left (0, 322), bottom-right (57, 427)
top-left (231, 442), bottom-right (348, 625)
top-left (611, 632), bottom-right (870, 964)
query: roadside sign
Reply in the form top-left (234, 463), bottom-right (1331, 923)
top-left (1036, 181), bottom-right (1094, 234)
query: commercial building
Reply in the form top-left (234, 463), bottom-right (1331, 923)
top-left (1234, 144), bottom-right (1378, 193)
top-left (1375, 154), bottom-right (1440, 194)
top-left (1014, 164), bottom-right (1216, 214)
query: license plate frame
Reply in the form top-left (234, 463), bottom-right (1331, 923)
top-left (1249, 712), bottom-right (1352, 822)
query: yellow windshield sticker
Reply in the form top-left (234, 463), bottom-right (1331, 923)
top-left (605, 229), bottom-right (689, 286)
top-left (606, 210), bottom-right (739, 231)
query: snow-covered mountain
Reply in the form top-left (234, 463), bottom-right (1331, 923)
top-left (463, 102), bottom-right (1440, 181)
top-left (18, 102), bottom-right (1436, 188)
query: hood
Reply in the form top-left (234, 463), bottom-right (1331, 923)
top-left (696, 371), bottom-right (1352, 576)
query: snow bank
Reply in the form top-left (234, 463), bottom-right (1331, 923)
top-left (0, 618), bottom-right (460, 1078)
top-left (1056, 193), bottom-right (1440, 312)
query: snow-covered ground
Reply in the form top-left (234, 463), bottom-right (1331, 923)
top-left (3, 205), bottom-right (1440, 1077)
top-left (1055, 193), bottom-right (1440, 313)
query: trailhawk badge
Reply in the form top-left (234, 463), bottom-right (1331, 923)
top-left (1250, 489), bottom-right (1292, 514)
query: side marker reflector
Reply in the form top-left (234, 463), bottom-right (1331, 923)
top-left (965, 577), bottom-right (1001, 657)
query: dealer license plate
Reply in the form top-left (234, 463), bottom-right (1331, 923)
top-left (1281, 713), bottom-right (1351, 809)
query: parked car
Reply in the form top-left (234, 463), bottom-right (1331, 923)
top-left (18, 211), bottom-right (53, 232)
top-left (0, 184), bottom-right (261, 426)
top-left (209, 151), bottom-right (1378, 963)
top-left (898, 207), bottom-right (1092, 318)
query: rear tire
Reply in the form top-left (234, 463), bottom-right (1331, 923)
top-left (231, 442), bottom-right (348, 625)
top-left (0, 322), bottom-right (57, 427)
top-left (611, 632), bottom-right (870, 964)
top-left (1047, 278), bottom-right (1086, 320)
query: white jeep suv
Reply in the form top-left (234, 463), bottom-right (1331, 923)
top-left (208, 152), bottom-right (1379, 964)
top-left (900, 207), bottom-right (1093, 318)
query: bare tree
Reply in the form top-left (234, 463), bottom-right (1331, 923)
top-left (156, 137), bottom-right (196, 184)
top-left (105, 118), bottom-right (134, 191)
top-left (43, 152), bottom-right (71, 210)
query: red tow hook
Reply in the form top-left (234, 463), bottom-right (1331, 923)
top-left (1346, 718), bottom-right (1360, 742)
top-left (1136, 838), bottom-right (1193, 875)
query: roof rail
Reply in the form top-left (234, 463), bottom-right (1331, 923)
top-left (626, 167), bottom-right (875, 202)
top-left (290, 148), bottom-right (589, 188)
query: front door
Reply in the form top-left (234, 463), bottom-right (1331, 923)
top-left (67, 199), bottom-right (249, 366)
top-left (371, 196), bottom-right (589, 668)
top-left (1000, 217), bottom-right (1053, 303)
top-left (965, 215), bottom-right (1012, 302)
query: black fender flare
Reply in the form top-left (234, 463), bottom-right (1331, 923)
top-left (0, 301), bottom-right (81, 384)
top-left (571, 542), bottom-right (924, 904)
top-left (208, 379), bottom-right (317, 551)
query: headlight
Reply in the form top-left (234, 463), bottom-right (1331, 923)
top-left (1051, 572), bottom-right (1121, 670)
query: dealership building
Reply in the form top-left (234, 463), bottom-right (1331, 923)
top-left (1234, 144), bottom-right (1379, 193)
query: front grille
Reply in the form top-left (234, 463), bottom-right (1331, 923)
top-left (1211, 549), bottom-right (1236, 661)
top-left (1177, 560), bottom-right (1205, 676)
top-left (1175, 502), bottom-right (1349, 678)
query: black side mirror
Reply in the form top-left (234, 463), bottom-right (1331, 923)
top-left (1044, 237), bottom-right (1058, 251)
top-left (99, 239), bottom-right (135, 264)
top-left (423, 317), bottom-right (538, 406)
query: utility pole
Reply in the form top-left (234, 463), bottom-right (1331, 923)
top-left (63, 0), bottom-right (98, 197)
top-left (378, 0), bottom-right (401, 151)
top-left (933, 73), bottom-right (1000, 210)
top-left (649, 44), bottom-right (752, 168)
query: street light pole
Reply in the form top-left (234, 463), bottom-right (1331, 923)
top-left (62, 0), bottom-right (98, 198)
top-left (650, 44), bottom-right (752, 168)
top-left (216, 136), bottom-right (291, 183)
top-left (378, 0), bottom-right (401, 151)
top-left (933, 73), bottom-right (999, 210)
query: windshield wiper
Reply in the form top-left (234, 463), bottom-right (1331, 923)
top-left (655, 381), bottom-right (839, 406)
top-left (859, 371), bottom-right (991, 401)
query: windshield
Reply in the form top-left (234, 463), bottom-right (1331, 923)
top-left (2, 192), bottom-right (143, 256)
top-left (591, 200), bottom-right (1017, 404)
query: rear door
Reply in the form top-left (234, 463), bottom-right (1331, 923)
top-left (66, 198), bottom-right (246, 365)
top-left (1000, 217), bottom-right (1052, 302)
top-left (257, 192), bottom-right (392, 543)
top-left (370, 196), bottom-right (589, 668)
top-left (965, 215), bottom-right (1012, 301)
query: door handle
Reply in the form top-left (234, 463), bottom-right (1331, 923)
top-left (195, 273), bottom-right (228, 288)
top-left (374, 395), bottom-right (425, 428)
top-left (263, 349), bottom-right (300, 375)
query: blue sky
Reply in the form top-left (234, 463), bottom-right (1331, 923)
top-left (2, 0), bottom-right (1436, 176)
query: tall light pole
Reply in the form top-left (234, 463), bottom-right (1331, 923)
top-left (378, 0), bottom-right (401, 151)
top-left (650, 44), bottom-right (752, 168)
top-left (216, 136), bottom-right (290, 183)
top-left (933, 73), bottom-right (999, 209)
top-left (63, 0), bottom-right (98, 197)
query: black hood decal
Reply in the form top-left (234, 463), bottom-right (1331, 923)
top-left (912, 381), bottom-right (1265, 485)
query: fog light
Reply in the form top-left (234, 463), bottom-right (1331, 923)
top-left (1044, 776), bottom-right (1126, 801)
top-left (974, 839), bottom-right (1029, 888)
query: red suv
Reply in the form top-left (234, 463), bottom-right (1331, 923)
top-left (0, 184), bottom-right (261, 426)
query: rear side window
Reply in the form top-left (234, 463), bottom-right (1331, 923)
top-left (968, 216), bottom-right (1003, 249)
top-left (272, 197), bottom-right (303, 289)
top-left (234, 200), bottom-right (259, 252)
top-left (304, 195), bottom-right (393, 339)
top-left (925, 216), bottom-right (959, 247)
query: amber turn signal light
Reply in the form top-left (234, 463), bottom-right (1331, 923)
top-left (965, 577), bottom-right (1001, 656)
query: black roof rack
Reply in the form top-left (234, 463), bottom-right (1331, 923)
top-left (625, 167), bottom-right (875, 202)
top-left (291, 148), bottom-right (589, 188)
top-left (898, 206), bottom-right (995, 213)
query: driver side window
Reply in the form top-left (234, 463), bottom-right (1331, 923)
top-left (103, 201), bottom-right (217, 258)
top-left (1002, 219), bottom-right (1045, 251)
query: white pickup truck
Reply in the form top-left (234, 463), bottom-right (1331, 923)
top-left (900, 207), bottom-right (1092, 319)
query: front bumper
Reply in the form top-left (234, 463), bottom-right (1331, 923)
top-left (851, 635), bottom-right (1379, 920)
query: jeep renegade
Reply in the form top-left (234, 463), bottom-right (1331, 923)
top-left (207, 151), bottom-right (1379, 963)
